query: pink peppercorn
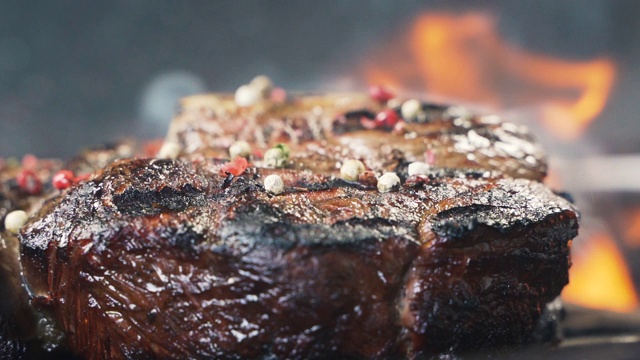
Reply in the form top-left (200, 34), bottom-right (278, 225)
top-left (425, 149), bottom-right (436, 165)
top-left (16, 169), bottom-right (42, 195)
top-left (271, 87), bottom-right (287, 103)
top-left (359, 116), bottom-right (378, 130)
top-left (52, 170), bottom-right (75, 190)
top-left (220, 157), bottom-right (249, 176)
top-left (368, 85), bottom-right (395, 102)
top-left (393, 121), bottom-right (406, 133)
top-left (375, 109), bottom-right (400, 128)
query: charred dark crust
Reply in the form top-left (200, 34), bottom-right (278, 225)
top-left (162, 226), bottom-right (206, 254)
top-left (113, 184), bottom-right (206, 216)
top-left (19, 158), bottom-right (577, 255)
top-left (432, 205), bottom-right (579, 239)
top-left (219, 212), bottom-right (418, 252)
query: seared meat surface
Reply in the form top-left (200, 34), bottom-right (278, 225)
top-left (169, 93), bottom-right (546, 181)
top-left (18, 158), bottom-right (576, 358)
top-left (5, 90), bottom-right (577, 359)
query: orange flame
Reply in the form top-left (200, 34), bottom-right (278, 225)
top-left (562, 233), bottom-right (639, 312)
top-left (366, 12), bottom-right (617, 140)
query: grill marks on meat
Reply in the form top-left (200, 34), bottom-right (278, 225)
top-left (18, 158), bottom-right (577, 359)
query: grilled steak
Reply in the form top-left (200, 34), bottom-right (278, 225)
top-left (6, 89), bottom-right (577, 359)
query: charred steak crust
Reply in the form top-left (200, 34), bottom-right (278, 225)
top-left (19, 154), bottom-right (577, 359)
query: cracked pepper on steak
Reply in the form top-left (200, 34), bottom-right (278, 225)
top-left (1, 90), bottom-right (578, 359)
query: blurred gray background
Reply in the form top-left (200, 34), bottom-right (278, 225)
top-left (1, 0), bottom-right (639, 158)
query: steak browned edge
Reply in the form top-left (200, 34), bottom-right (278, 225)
top-left (18, 157), bottom-right (578, 359)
